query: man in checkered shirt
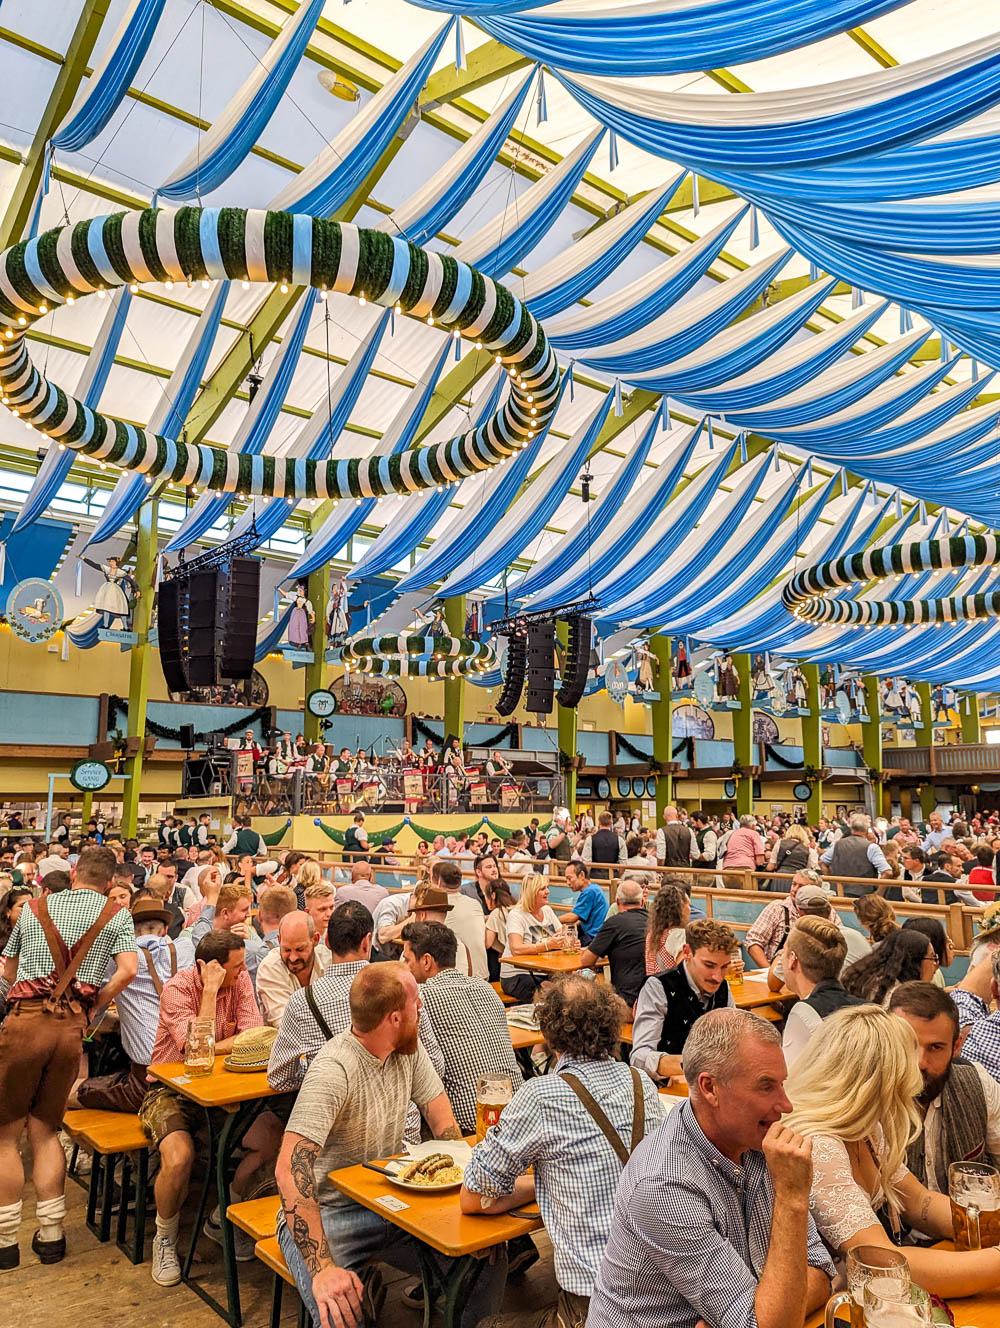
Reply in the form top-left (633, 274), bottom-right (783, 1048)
top-left (587, 1008), bottom-right (834, 1328)
top-left (962, 950), bottom-right (1000, 1082)
top-left (400, 920), bottom-right (522, 1134)
top-left (461, 976), bottom-right (663, 1328)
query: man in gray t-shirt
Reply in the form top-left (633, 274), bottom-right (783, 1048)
top-left (275, 963), bottom-right (507, 1328)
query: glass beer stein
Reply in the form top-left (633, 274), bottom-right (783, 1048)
top-left (825, 1245), bottom-right (911, 1328)
top-left (949, 1161), bottom-right (1000, 1250)
top-left (475, 1073), bottom-right (513, 1141)
top-left (863, 1282), bottom-right (932, 1328)
top-left (184, 1017), bottom-right (216, 1077)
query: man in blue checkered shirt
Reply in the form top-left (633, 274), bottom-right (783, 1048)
top-left (461, 976), bottom-right (664, 1328)
top-left (962, 950), bottom-right (1000, 1081)
top-left (587, 1008), bottom-right (834, 1328)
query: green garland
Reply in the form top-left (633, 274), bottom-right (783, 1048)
top-left (0, 207), bottom-right (560, 500)
top-left (261, 820), bottom-right (291, 847)
top-left (313, 815), bottom-right (551, 846)
top-left (782, 532), bottom-right (1000, 627)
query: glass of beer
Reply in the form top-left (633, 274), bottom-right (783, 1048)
top-left (184, 1018), bottom-right (216, 1078)
top-left (560, 923), bottom-right (580, 954)
top-left (727, 950), bottom-right (745, 990)
top-left (475, 1073), bottom-right (513, 1142)
top-left (864, 1283), bottom-right (932, 1328)
top-left (949, 1161), bottom-right (1000, 1250)
top-left (826, 1246), bottom-right (911, 1328)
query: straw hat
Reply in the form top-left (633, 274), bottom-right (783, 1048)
top-left (223, 1026), bottom-right (278, 1073)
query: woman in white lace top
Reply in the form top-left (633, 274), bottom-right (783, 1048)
top-left (785, 1005), bottom-right (1000, 1298)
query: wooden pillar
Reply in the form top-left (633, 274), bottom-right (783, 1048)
top-left (121, 499), bottom-right (157, 838)
top-left (732, 653), bottom-right (754, 816)
top-left (555, 620), bottom-right (579, 813)
top-left (303, 564), bottom-right (330, 743)
top-left (650, 634), bottom-right (673, 819)
top-left (862, 676), bottom-right (884, 818)
top-left (914, 680), bottom-right (936, 819)
top-left (443, 596), bottom-right (466, 744)
top-left (801, 663), bottom-right (824, 824)
top-left (962, 694), bottom-right (982, 744)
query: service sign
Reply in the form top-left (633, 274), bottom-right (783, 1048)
top-left (306, 689), bottom-right (337, 718)
top-left (69, 759), bottom-right (112, 792)
top-left (6, 578), bottom-right (63, 644)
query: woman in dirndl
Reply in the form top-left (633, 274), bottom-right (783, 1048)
top-left (281, 584), bottom-right (315, 648)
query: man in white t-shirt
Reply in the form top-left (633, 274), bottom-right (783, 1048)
top-left (430, 860), bottom-right (488, 980)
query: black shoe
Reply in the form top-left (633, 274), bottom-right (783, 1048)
top-left (400, 1280), bottom-right (424, 1309)
top-left (508, 1235), bottom-right (540, 1279)
top-left (31, 1230), bottom-right (65, 1264)
top-left (0, 1244), bottom-right (18, 1272)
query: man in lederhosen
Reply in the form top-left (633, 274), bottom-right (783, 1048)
top-left (0, 846), bottom-right (137, 1271)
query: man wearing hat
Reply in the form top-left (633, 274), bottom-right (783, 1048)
top-left (745, 870), bottom-right (836, 969)
top-left (375, 884), bottom-right (473, 975)
top-left (71, 897), bottom-right (195, 1114)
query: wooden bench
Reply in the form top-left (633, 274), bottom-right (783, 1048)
top-left (255, 1235), bottom-right (306, 1328)
top-left (63, 1108), bottom-right (150, 1263)
top-left (491, 981), bottom-right (517, 1006)
top-left (229, 1196), bottom-right (280, 1243)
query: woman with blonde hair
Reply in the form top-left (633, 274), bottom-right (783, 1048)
top-left (785, 1005), bottom-right (1000, 1296)
top-left (766, 821), bottom-right (817, 888)
top-left (498, 872), bottom-right (563, 1003)
top-left (295, 859), bottom-right (323, 890)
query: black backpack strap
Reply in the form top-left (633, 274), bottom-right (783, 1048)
top-left (304, 983), bottom-right (334, 1040)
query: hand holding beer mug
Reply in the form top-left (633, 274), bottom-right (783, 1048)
top-left (475, 1073), bottom-right (513, 1142)
top-left (949, 1161), bottom-right (1000, 1249)
top-left (727, 949), bottom-right (745, 990)
top-left (825, 1245), bottom-right (911, 1328)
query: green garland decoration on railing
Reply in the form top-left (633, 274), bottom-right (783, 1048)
top-left (313, 815), bottom-right (551, 846)
top-left (0, 208), bottom-right (560, 499)
top-left (261, 819), bottom-right (291, 847)
top-left (313, 818), bottom-right (406, 847)
top-left (782, 532), bottom-right (1000, 627)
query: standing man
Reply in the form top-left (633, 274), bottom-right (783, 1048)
top-left (561, 863), bottom-right (609, 947)
top-left (222, 816), bottom-right (267, 857)
top-left (275, 965), bottom-right (504, 1328)
top-left (583, 812), bottom-right (626, 882)
top-left (580, 881), bottom-right (648, 1008)
top-left (256, 912), bottom-right (331, 1027)
top-left (430, 861), bottom-right (489, 980)
top-left (462, 978), bottom-right (663, 1328)
top-left (588, 1009), bottom-right (833, 1328)
top-left (922, 812), bottom-right (951, 855)
top-left (631, 920), bottom-right (737, 1084)
top-left (546, 807), bottom-right (574, 868)
top-left (343, 812), bottom-right (370, 863)
top-left (690, 811), bottom-right (718, 872)
top-left (820, 812), bottom-right (891, 897)
top-left (655, 806), bottom-right (696, 868)
top-left (0, 847), bottom-right (137, 1269)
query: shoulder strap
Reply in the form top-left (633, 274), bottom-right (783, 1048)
top-left (37, 895), bottom-right (119, 1001)
top-left (168, 941), bottom-right (177, 977)
top-left (304, 983), bottom-right (334, 1040)
top-left (465, 945), bottom-right (473, 977)
top-left (140, 945), bottom-right (165, 996)
top-left (30, 896), bottom-right (68, 977)
top-left (559, 1069), bottom-right (644, 1168)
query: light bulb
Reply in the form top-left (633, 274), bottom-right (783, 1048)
top-left (16, 316), bottom-right (26, 326)
top-left (279, 282), bottom-right (289, 294)
top-left (96, 288), bottom-right (106, 300)
top-left (201, 279), bottom-right (210, 290)
top-left (242, 279), bottom-right (250, 290)
top-left (164, 280), bottom-right (173, 290)
top-left (426, 315), bottom-right (434, 326)
top-left (358, 293), bottom-right (366, 306)
top-left (66, 295), bottom-right (75, 305)
top-left (129, 283), bottom-right (138, 294)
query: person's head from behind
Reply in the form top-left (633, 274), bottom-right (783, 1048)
top-left (785, 1005), bottom-right (921, 1181)
top-left (849, 812), bottom-right (871, 836)
top-left (257, 884), bottom-right (297, 931)
top-left (401, 920), bottom-right (457, 982)
top-left (195, 929), bottom-right (247, 988)
top-left (682, 1008), bottom-right (787, 1154)
top-left (350, 861), bottom-right (373, 883)
top-left (537, 976), bottom-right (628, 1061)
top-left (297, 859), bottom-right (323, 891)
top-left (214, 883), bottom-right (251, 930)
top-left (42, 869), bottom-right (72, 895)
top-left (888, 981), bottom-right (961, 1106)
top-left (616, 880), bottom-right (644, 911)
top-left (349, 962), bottom-right (420, 1054)
top-left (844, 926), bottom-right (935, 1003)
top-left (304, 882), bottom-right (336, 932)
top-left (327, 900), bottom-right (374, 959)
top-left (72, 845), bottom-right (117, 893)
top-left (784, 917), bottom-right (846, 995)
top-left (852, 892), bottom-right (898, 942)
top-left (278, 910), bottom-right (318, 975)
top-left (975, 844), bottom-right (995, 871)
top-left (430, 859), bottom-right (462, 894)
top-left (682, 919), bottom-right (737, 995)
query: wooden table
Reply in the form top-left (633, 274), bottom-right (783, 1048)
top-left (148, 1061), bottom-right (278, 1327)
top-left (508, 1024), bottom-right (544, 1051)
top-left (503, 952), bottom-right (607, 975)
top-left (731, 977), bottom-right (794, 1010)
top-left (329, 1156), bottom-right (542, 1328)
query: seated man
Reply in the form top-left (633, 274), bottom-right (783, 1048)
top-left (258, 884), bottom-right (298, 950)
top-left (588, 1008), bottom-right (834, 1328)
top-left (275, 965), bottom-right (505, 1328)
top-left (745, 872), bottom-right (831, 969)
top-left (430, 860), bottom-right (488, 979)
top-left (73, 897), bottom-right (196, 1112)
top-left (779, 917), bottom-right (862, 1070)
top-left (191, 882), bottom-right (266, 982)
top-left (631, 920), bottom-right (737, 1084)
top-left (580, 880), bottom-right (648, 1009)
top-left (462, 978), bottom-right (663, 1328)
top-left (890, 981), bottom-right (1000, 1190)
top-left (332, 861), bottom-right (388, 912)
top-left (400, 921), bottom-right (521, 1133)
top-left (303, 883), bottom-right (337, 938)
top-left (950, 929), bottom-right (1000, 1030)
top-left (561, 862), bottom-right (608, 947)
top-left (140, 932), bottom-right (273, 1286)
top-left (961, 952), bottom-right (1000, 1081)
top-left (256, 911), bottom-right (331, 1027)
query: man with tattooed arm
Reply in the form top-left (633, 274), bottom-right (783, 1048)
top-left (275, 962), bottom-right (507, 1328)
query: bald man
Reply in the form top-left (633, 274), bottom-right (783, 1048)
top-left (333, 860), bottom-right (389, 912)
top-left (255, 910), bottom-right (332, 1027)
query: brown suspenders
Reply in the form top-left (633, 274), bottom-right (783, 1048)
top-left (139, 942), bottom-right (177, 996)
top-left (559, 1067), bottom-right (645, 1167)
top-left (29, 894), bottom-right (119, 1012)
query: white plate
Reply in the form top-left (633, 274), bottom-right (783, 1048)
top-left (383, 1163), bottom-right (465, 1194)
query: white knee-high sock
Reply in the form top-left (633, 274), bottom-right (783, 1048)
top-left (0, 1201), bottom-right (22, 1248)
top-left (34, 1196), bottom-right (65, 1242)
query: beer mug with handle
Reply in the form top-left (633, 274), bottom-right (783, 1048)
top-left (864, 1282), bottom-right (933, 1328)
top-left (475, 1073), bottom-right (513, 1142)
top-left (184, 1017), bottom-right (216, 1077)
top-left (949, 1161), bottom-right (1000, 1250)
top-left (825, 1245), bottom-right (911, 1328)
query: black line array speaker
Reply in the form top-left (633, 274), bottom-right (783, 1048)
top-left (179, 723), bottom-right (196, 751)
top-left (158, 558), bottom-right (261, 690)
top-left (496, 632), bottom-right (527, 717)
top-left (525, 620), bottom-right (555, 715)
top-left (556, 614), bottom-right (591, 709)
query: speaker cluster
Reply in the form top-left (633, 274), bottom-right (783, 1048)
top-left (496, 630), bottom-right (527, 716)
top-left (158, 557), bottom-right (261, 693)
top-left (556, 614), bottom-right (591, 709)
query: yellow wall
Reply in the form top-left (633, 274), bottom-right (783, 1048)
top-left (256, 812), bottom-right (530, 857)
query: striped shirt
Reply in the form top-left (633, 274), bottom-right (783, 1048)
top-left (3, 888), bottom-right (135, 994)
top-left (587, 1098), bottom-right (834, 1328)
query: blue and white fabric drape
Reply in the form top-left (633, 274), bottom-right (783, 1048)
top-left (158, 0), bottom-right (325, 199)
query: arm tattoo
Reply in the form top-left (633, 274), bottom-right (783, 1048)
top-left (283, 1202), bottom-right (331, 1275)
top-left (918, 1193), bottom-right (933, 1228)
top-left (437, 1124), bottom-right (463, 1140)
top-left (290, 1138), bottom-right (319, 1199)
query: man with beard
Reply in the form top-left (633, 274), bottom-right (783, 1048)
top-left (275, 964), bottom-right (505, 1328)
top-left (889, 982), bottom-right (1000, 1195)
top-left (255, 911), bottom-right (331, 1027)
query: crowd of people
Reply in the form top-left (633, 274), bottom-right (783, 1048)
top-left (2, 801), bottom-right (1000, 1328)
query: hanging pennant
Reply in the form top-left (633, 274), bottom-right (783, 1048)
top-left (851, 286), bottom-right (862, 309)
top-left (75, 557), bottom-right (83, 597)
top-left (918, 500), bottom-right (927, 522)
top-left (972, 358), bottom-right (979, 381)
top-left (841, 470), bottom-right (848, 496)
top-left (154, 553), bottom-right (164, 591)
top-left (706, 417), bottom-right (714, 450)
top-left (536, 68), bottom-right (548, 125)
top-left (803, 458), bottom-right (813, 486)
top-left (455, 19), bottom-right (466, 70)
top-left (659, 394), bottom-right (670, 431)
top-left (608, 130), bottom-right (619, 172)
top-left (454, 335), bottom-right (461, 362)
top-left (771, 444), bottom-right (779, 473)
top-left (808, 260), bottom-right (819, 282)
top-left (738, 431), bottom-right (747, 464)
top-left (749, 204), bottom-right (759, 250)
top-left (565, 359), bottom-right (575, 402)
top-left (613, 377), bottom-right (623, 417)
top-left (895, 490), bottom-right (903, 520)
top-left (60, 632), bottom-right (69, 662)
top-left (691, 172), bottom-right (699, 217)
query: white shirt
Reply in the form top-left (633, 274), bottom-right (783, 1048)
top-left (924, 1061), bottom-right (1000, 1193)
top-left (443, 891), bottom-right (489, 980)
top-left (256, 944), bottom-right (332, 1026)
top-left (631, 964), bottom-right (735, 1079)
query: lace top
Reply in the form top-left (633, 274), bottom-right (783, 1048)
top-left (808, 1130), bottom-right (908, 1252)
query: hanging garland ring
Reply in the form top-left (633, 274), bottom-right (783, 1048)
top-left (341, 632), bottom-right (496, 677)
top-left (782, 533), bottom-right (1000, 627)
top-left (0, 208), bottom-right (560, 499)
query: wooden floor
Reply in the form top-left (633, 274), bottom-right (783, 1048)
top-left (6, 1165), bottom-right (560, 1328)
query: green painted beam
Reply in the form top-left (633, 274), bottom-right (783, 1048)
top-left (650, 634), bottom-right (673, 818)
top-left (962, 695), bottom-right (982, 744)
top-left (121, 497), bottom-right (157, 837)
top-left (420, 40), bottom-right (532, 106)
top-left (0, 0), bottom-right (113, 248)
